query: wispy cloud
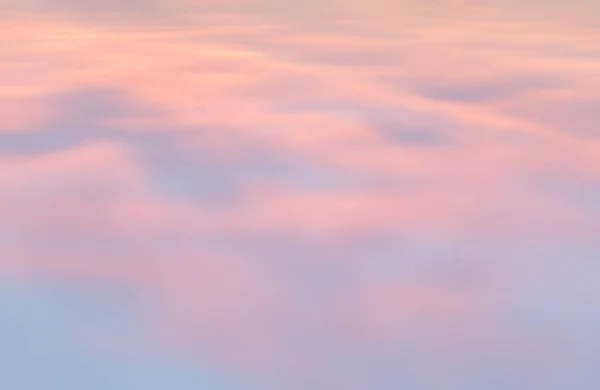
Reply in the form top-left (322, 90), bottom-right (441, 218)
top-left (1, 1), bottom-right (599, 389)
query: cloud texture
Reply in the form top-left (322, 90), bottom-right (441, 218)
top-left (1, 1), bottom-right (599, 389)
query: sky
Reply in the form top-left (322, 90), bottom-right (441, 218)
top-left (0, 1), bottom-right (599, 389)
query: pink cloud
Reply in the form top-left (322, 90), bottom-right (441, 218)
top-left (0, 141), bottom-right (192, 237)
top-left (1, 5), bottom-right (599, 389)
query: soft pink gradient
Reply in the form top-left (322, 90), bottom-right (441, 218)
top-left (1, 1), bottom-right (599, 389)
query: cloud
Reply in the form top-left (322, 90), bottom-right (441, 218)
top-left (0, 140), bottom-right (192, 248)
top-left (1, 2), bottom-right (600, 389)
top-left (0, 280), bottom-right (251, 390)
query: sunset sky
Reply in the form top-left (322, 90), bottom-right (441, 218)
top-left (1, 1), bottom-right (599, 389)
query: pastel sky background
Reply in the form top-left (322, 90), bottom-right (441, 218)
top-left (1, 0), bottom-right (599, 389)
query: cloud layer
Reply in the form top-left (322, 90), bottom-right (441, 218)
top-left (1, 1), bottom-right (599, 389)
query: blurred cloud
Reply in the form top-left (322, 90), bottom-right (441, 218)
top-left (0, 280), bottom-right (251, 390)
top-left (1, 1), bottom-right (600, 389)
